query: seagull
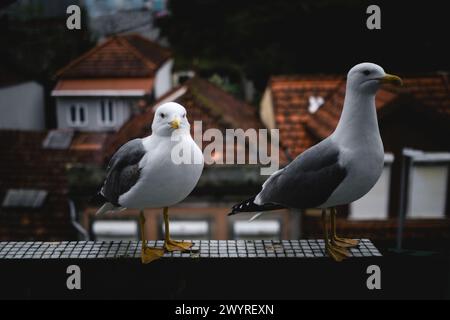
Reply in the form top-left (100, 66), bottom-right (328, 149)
top-left (96, 102), bottom-right (204, 263)
top-left (229, 63), bottom-right (402, 262)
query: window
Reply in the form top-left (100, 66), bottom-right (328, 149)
top-left (92, 220), bottom-right (138, 241)
top-left (100, 100), bottom-right (115, 125)
top-left (68, 104), bottom-right (87, 126)
top-left (350, 153), bottom-right (394, 220)
top-left (232, 220), bottom-right (281, 240)
top-left (408, 165), bottom-right (448, 219)
top-left (160, 220), bottom-right (210, 240)
top-left (405, 149), bottom-right (450, 219)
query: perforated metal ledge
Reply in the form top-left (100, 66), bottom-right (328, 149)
top-left (0, 239), bottom-right (381, 260)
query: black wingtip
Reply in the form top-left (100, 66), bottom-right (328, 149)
top-left (228, 196), bottom-right (286, 217)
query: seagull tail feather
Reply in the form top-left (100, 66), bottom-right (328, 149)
top-left (228, 196), bottom-right (285, 216)
top-left (95, 202), bottom-right (122, 216)
top-left (249, 212), bottom-right (264, 222)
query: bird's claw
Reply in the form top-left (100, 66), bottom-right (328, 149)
top-left (326, 244), bottom-right (349, 262)
top-left (164, 239), bottom-right (194, 252)
top-left (141, 247), bottom-right (164, 264)
top-left (333, 237), bottom-right (359, 248)
top-left (330, 242), bottom-right (351, 257)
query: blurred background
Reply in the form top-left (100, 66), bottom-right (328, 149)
top-left (0, 0), bottom-right (448, 252)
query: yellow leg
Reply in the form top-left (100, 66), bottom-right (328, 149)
top-left (163, 207), bottom-right (194, 252)
top-left (139, 211), bottom-right (164, 264)
top-left (331, 208), bottom-right (359, 248)
top-left (322, 209), bottom-right (348, 262)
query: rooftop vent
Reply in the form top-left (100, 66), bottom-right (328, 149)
top-left (2, 189), bottom-right (48, 208)
top-left (42, 129), bottom-right (74, 150)
top-left (308, 96), bottom-right (325, 113)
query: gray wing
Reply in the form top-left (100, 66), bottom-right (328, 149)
top-left (257, 138), bottom-right (346, 209)
top-left (100, 138), bottom-right (146, 206)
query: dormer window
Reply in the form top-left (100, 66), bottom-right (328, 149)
top-left (68, 104), bottom-right (87, 126)
top-left (100, 100), bottom-right (115, 125)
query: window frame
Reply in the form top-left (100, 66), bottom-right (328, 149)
top-left (67, 103), bottom-right (88, 127)
top-left (99, 99), bottom-right (116, 126)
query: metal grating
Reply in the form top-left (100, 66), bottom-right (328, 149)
top-left (0, 239), bottom-right (381, 260)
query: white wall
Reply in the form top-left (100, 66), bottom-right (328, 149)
top-left (349, 154), bottom-right (394, 220)
top-left (407, 165), bottom-right (448, 219)
top-left (56, 97), bottom-right (132, 131)
top-left (0, 81), bottom-right (45, 130)
top-left (154, 59), bottom-right (173, 99)
top-left (350, 167), bottom-right (392, 220)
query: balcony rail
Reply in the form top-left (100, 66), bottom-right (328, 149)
top-left (0, 239), bottom-right (448, 300)
top-left (0, 239), bottom-right (380, 259)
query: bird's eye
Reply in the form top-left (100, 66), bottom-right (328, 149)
top-left (363, 70), bottom-right (371, 76)
top-left (160, 113), bottom-right (165, 119)
top-left (182, 113), bottom-right (186, 118)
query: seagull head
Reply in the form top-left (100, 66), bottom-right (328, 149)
top-left (347, 62), bottom-right (403, 95)
top-left (152, 102), bottom-right (190, 136)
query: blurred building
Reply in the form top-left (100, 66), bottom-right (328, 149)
top-left (0, 127), bottom-right (115, 240)
top-left (0, 33), bottom-right (173, 241)
top-left (83, 0), bottom-right (168, 41)
top-left (52, 34), bottom-right (173, 132)
top-left (0, 64), bottom-right (45, 130)
top-left (1, 0), bottom-right (80, 18)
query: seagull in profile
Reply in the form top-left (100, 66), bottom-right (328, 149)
top-left (229, 63), bottom-right (402, 261)
top-left (96, 102), bottom-right (204, 263)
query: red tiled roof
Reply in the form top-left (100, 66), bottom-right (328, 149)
top-left (268, 75), bottom-right (343, 160)
top-left (269, 73), bottom-right (450, 162)
top-left (106, 77), bottom-right (266, 163)
top-left (0, 130), bottom-right (110, 241)
top-left (55, 34), bottom-right (172, 79)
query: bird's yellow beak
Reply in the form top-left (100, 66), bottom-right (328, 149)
top-left (380, 74), bottom-right (403, 86)
top-left (170, 118), bottom-right (181, 129)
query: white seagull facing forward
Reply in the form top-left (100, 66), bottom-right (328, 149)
top-left (96, 102), bottom-right (204, 263)
top-left (229, 63), bottom-right (402, 262)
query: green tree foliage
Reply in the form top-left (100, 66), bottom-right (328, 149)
top-left (0, 4), bottom-right (94, 84)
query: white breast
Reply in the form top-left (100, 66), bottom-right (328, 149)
top-left (319, 135), bottom-right (384, 208)
top-left (119, 135), bottom-right (204, 209)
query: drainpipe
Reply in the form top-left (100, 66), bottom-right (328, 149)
top-left (396, 148), bottom-right (418, 251)
top-left (68, 199), bottom-right (89, 240)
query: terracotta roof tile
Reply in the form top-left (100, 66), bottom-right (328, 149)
top-left (56, 34), bottom-right (172, 79)
top-left (270, 73), bottom-right (450, 163)
top-left (269, 75), bottom-right (343, 161)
